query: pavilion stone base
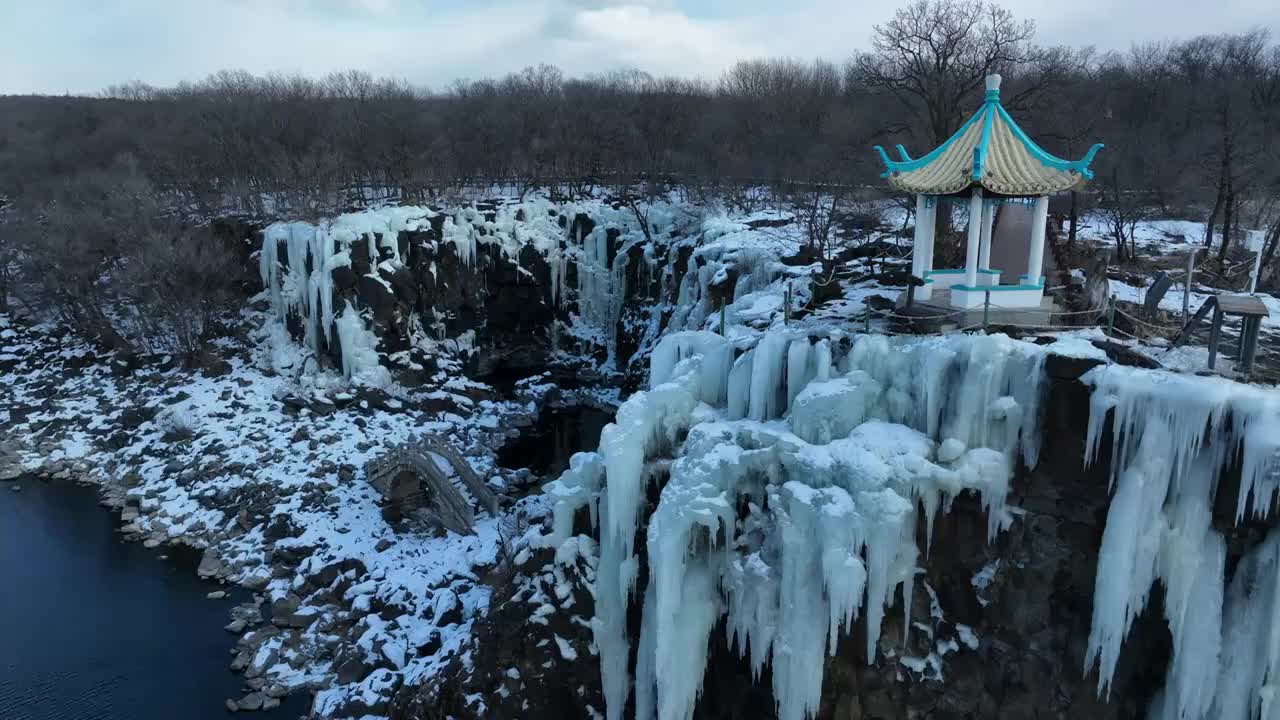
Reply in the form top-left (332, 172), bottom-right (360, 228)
top-left (896, 288), bottom-right (1060, 331)
top-left (950, 281), bottom-right (1044, 309)
top-left (924, 269), bottom-right (1001, 292)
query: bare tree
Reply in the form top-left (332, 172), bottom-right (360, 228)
top-left (854, 0), bottom-right (1040, 146)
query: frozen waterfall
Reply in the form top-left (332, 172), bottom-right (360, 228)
top-left (540, 329), bottom-right (1049, 720)
top-left (1082, 365), bottom-right (1280, 720)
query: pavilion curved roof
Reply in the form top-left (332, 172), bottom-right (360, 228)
top-left (874, 75), bottom-right (1103, 196)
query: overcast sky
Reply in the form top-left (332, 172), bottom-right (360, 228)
top-left (2, 0), bottom-right (1276, 95)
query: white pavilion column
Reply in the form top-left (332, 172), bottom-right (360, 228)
top-left (964, 188), bottom-right (983, 288)
top-left (920, 198), bottom-right (937, 275)
top-left (911, 194), bottom-right (928, 281)
top-left (978, 200), bottom-right (995, 272)
top-left (1026, 195), bottom-right (1049, 284)
top-left (919, 198), bottom-right (937, 299)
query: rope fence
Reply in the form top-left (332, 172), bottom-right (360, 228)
top-left (777, 262), bottom-right (1273, 379)
top-left (1112, 307), bottom-right (1183, 334)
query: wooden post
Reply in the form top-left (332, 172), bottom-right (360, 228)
top-left (1207, 303), bottom-right (1224, 370)
top-left (1240, 315), bottom-right (1260, 376)
top-left (1106, 295), bottom-right (1116, 337)
top-left (864, 304), bottom-right (871, 333)
top-left (1183, 248), bottom-right (1197, 323)
top-left (983, 289), bottom-right (991, 331)
top-left (719, 303), bottom-right (726, 336)
top-left (784, 282), bottom-right (792, 324)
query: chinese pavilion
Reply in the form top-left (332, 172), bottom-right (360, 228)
top-left (874, 74), bottom-right (1103, 309)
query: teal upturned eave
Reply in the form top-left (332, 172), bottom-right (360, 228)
top-left (992, 103), bottom-right (1104, 179)
top-left (874, 102), bottom-right (988, 179)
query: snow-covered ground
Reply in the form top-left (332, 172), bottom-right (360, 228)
top-left (0, 309), bottom-right (567, 717)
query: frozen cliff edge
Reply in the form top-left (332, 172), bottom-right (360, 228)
top-left (538, 329), bottom-right (1048, 720)
top-left (539, 329), bottom-right (1280, 720)
top-left (1082, 365), bottom-right (1280, 720)
top-left (255, 199), bottom-right (832, 388)
top-left (255, 199), bottom-right (720, 383)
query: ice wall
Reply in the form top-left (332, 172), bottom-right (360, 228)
top-left (1082, 365), bottom-right (1280, 719)
top-left (540, 330), bottom-right (1050, 720)
top-left (259, 201), bottom-right (606, 380)
top-left (260, 208), bottom-right (436, 380)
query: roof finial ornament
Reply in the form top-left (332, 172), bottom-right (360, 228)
top-left (985, 74), bottom-right (1001, 102)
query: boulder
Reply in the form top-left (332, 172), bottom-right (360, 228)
top-left (263, 514), bottom-right (301, 542)
top-left (197, 549), bottom-right (225, 579)
top-left (1090, 339), bottom-right (1163, 369)
top-left (237, 692), bottom-right (265, 711)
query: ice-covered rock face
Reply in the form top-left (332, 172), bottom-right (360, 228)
top-left (259, 203), bottom-right (580, 382)
top-left (541, 329), bottom-right (1050, 720)
top-left (545, 327), bottom-right (1280, 720)
top-left (1081, 365), bottom-right (1280, 720)
top-left (257, 200), bottom-right (823, 388)
top-left (257, 199), bottom-right (735, 384)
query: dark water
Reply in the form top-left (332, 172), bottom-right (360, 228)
top-left (0, 479), bottom-right (309, 720)
top-left (497, 405), bottom-right (614, 477)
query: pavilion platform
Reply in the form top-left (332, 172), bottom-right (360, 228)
top-left (893, 288), bottom-right (1062, 332)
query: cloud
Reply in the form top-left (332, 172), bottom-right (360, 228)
top-left (1, 0), bottom-right (1276, 95)
top-left (557, 4), bottom-right (748, 77)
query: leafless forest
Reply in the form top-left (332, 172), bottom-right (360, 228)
top-left (1, 0), bottom-right (1278, 352)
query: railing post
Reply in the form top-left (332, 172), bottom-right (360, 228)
top-left (719, 303), bottom-right (726, 336)
top-left (1106, 295), bottom-right (1116, 337)
top-left (1183, 248), bottom-right (1198, 323)
top-left (784, 282), bottom-right (792, 325)
top-left (982, 290), bottom-right (991, 332)
top-left (864, 304), bottom-right (871, 334)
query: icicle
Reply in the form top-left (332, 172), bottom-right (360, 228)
top-left (813, 339), bottom-right (832, 382)
top-left (748, 330), bottom-right (790, 421)
top-left (593, 354), bottom-right (707, 719)
top-left (1081, 364), bottom-right (1280, 714)
top-left (1212, 530), bottom-right (1280, 719)
top-left (786, 338), bottom-right (813, 411)
top-left (726, 349), bottom-right (754, 420)
top-left (333, 301), bottom-right (389, 386)
top-left (649, 331), bottom-right (732, 406)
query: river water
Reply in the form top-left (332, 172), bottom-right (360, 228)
top-left (0, 479), bottom-right (308, 720)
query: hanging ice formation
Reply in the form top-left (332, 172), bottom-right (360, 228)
top-left (574, 225), bottom-right (631, 366)
top-left (539, 330), bottom-right (1048, 720)
top-left (260, 208), bottom-right (436, 378)
top-left (259, 201), bottom-right (590, 379)
top-left (1081, 365), bottom-right (1280, 720)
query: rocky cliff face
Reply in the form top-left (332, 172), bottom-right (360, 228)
top-left (257, 201), bottom-right (703, 389)
top-left (788, 356), bottom-right (1170, 720)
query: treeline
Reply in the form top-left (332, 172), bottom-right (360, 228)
top-left (3, 5), bottom-right (1279, 231)
top-left (0, 0), bottom-right (1278, 349)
